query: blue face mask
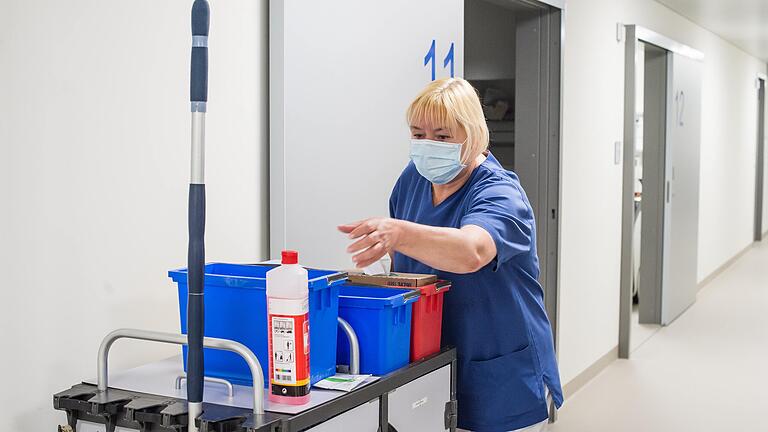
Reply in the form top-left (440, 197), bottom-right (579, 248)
top-left (409, 139), bottom-right (467, 185)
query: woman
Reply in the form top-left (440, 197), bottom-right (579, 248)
top-left (339, 78), bottom-right (563, 432)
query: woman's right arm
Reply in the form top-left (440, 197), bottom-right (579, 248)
top-left (339, 218), bottom-right (496, 274)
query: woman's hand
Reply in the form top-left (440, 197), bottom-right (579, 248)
top-left (338, 218), bottom-right (403, 268)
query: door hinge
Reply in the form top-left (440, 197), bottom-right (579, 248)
top-left (444, 400), bottom-right (458, 429)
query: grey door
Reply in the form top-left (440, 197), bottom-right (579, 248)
top-left (513, 6), bottom-right (562, 335)
top-left (661, 52), bottom-right (702, 325)
top-left (638, 43), bottom-right (668, 325)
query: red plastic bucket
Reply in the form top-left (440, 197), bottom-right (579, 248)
top-left (409, 280), bottom-right (451, 361)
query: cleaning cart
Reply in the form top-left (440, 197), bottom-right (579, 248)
top-left (53, 271), bottom-right (457, 432)
top-left (52, 2), bottom-right (456, 430)
top-left (53, 263), bottom-right (457, 431)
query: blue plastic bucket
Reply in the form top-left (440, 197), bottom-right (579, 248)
top-left (336, 285), bottom-right (419, 376)
top-left (169, 263), bottom-right (346, 387)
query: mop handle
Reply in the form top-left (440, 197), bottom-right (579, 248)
top-left (191, 0), bottom-right (209, 111)
top-left (187, 0), bottom-right (209, 411)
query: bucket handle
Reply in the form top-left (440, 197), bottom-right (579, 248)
top-left (403, 289), bottom-right (421, 302)
top-left (326, 271), bottom-right (349, 285)
top-left (337, 317), bottom-right (360, 375)
top-left (245, 263), bottom-right (348, 285)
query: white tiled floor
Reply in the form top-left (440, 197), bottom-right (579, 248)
top-left (549, 240), bottom-right (768, 432)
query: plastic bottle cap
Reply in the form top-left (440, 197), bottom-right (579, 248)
top-left (282, 250), bottom-right (299, 264)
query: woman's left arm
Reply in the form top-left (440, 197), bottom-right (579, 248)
top-left (339, 218), bottom-right (496, 274)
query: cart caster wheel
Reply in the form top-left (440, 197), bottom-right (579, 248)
top-left (58, 426), bottom-right (74, 432)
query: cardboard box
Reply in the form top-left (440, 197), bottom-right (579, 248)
top-left (347, 272), bottom-right (437, 288)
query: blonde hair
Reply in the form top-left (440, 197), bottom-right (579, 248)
top-left (406, 78), bottom-right (489, 164)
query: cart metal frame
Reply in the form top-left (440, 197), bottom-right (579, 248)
top-left (54, 348), bottom-right (457, 432)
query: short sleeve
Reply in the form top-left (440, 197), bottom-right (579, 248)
top-left (460, 174), bottom-right (534, 269)
top-left (390, 162), bottom-right (415, 219)
top-left (389, 176), bottom-right (401, 218)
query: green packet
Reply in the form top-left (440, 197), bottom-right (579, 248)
top-left (313, 374), bottom-right (377, 392)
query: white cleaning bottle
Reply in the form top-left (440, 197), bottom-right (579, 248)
top-left (266, 250), bottom-right (311, 405)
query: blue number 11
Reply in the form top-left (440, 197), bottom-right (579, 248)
top-left (443, 42), bottom-right (455, 78)
top-left (424, 40), bottom-right (455, 81)
top-left (424, 40), bottom-right (437, 81)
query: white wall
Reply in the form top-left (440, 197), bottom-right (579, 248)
top-left (0, 1), bottom-right (267, 429)
top-left (557, 0), bottom-right (627, 384)
top-left (556, 0), bottom-right (767, 384)
top-left (687, 30), bottom-right (764, 281)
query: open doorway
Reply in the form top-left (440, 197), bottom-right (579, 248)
top-left (465, 0), bottom-right (563, 418)
top-left (464, 0), bottom-right (563, 347)
top-left (628, 41), bottom-right (663, 353)
top-left (620, 26), bottom-right (703, 358)
top-left (756, 76), bottom-right (766, 242)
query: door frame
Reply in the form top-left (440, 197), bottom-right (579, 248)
top-left (755, 74), bottom-right (766, 242)
top-left (531, 0), bottom-right (564, 8)
top-left (512, 0), bottom-right (564, 355)
top-left (619, 25), bottom-right (703, 359)
top-left (518, 2), bottom-right (565, 421)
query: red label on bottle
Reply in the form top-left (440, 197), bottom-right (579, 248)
top-left (268, 297), bottom-right (310, 397)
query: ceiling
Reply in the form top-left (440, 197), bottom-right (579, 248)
top-left (655, 0), bottom-right (768, 63)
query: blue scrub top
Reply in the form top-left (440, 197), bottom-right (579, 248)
top-left (389, 153), bottom-right (563, 432)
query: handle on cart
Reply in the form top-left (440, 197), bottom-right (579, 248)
top-left (95, 329), bottom-right (264, 415)
top-left (175, 374), bottom-right (234, 398)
